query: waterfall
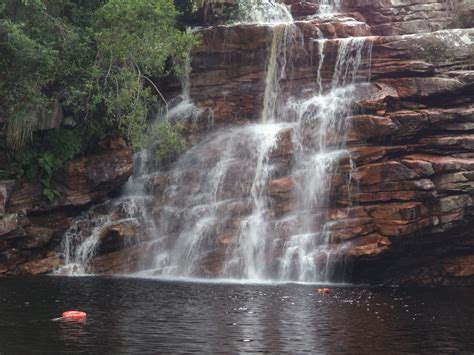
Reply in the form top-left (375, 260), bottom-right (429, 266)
top-left (319, 0), bottom-right (341, 14)
top-left (261, 24), bottom-right (303, 122)
top-left (56, 149), bottom-right (158, 276)
top-left (145, 28), bottom-right (371, 282)
top-left (237, 0), bottom-right (293, 24)
top-left (57, 3), bottom-right (374, 283)
top-left (314, 29), bottom-right (327, 94)
top-left (276, 38), bottom-right (373, 282)
top-left (168, 28), bottom-right (196, 120)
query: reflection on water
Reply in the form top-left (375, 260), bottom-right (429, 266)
top-left (0, 277), bottom-right (472, 353)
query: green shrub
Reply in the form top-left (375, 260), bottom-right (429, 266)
top-left (0, 0), bottom-right (200, 195)
top-left (0, 0), bottom-right (199, 151)
top-left (13, 128), bottom-right (82, 200)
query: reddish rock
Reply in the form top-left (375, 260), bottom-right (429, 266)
top-left (443, 256), bottom-right (474, 278)
top-left (288, 2), bottom-right (319, 17)
top-left (352, 161), bottom-right (418, 186)
top-left (89, 244), bottom-right (151, 275)
top-left (367, 202), bottom-right (429, 221)
top-left (341, 0), bottom-right (459, 35)
top-left (20, 226), bottom-right (55, 249)
top-left (16, 252), bottom-right (63, 275)
top-left (268, 177), bottom-right (296, 199)
top-left (99, 219), bottom-right (141, 253)
top-left (8, 148), bottom-right (133, 213)
top-left (376, 216), bottom-right (438, 237)
top-left (350, 114), bottom-right (399, 141)
top-left (340, 234), bottom-right (391, 257)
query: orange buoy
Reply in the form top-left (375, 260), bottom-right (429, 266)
top-left (315, 288), bottom-right (332, 295)
top-left (62, 311), bottom-right (87, 320)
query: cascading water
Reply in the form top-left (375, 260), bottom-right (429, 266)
top-left (145, 27), bottom-right (371, 282)
top-left (319, 0), bottom-right (341, 14)
top-left (56, 150), bottom-right (157, 275)
top-left (58, 2), bottom-right (373, 283)
top-left (237, 0), bottom-right (292, 24)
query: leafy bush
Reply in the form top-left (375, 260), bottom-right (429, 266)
top-left (12, 128), bottom-right (82, 200)
top-left (0, 0), bottom-right (198, 152)
top-left (152, 121), bottom-right (187, 161)
top-left (0, 0), bottom-right (199, 198)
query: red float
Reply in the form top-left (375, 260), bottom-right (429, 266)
top-left (315, 288), bottom-right (332, 295)
top-left (62, 311), bottom-right (87, 320)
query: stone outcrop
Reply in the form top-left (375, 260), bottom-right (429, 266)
top-left (0, 137), bottom-right (134, 275)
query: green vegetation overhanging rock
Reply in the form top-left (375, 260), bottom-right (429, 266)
top-left (0, 0), bottom-right (199, 199)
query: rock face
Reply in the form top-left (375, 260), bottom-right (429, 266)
top-left (165, 0), bottom-right (473, 285)
top-left (4, 0), bottom-right (473, 285)
top-left (0, 138), bottom-right (134, 275)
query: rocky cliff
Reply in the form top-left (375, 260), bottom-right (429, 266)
top-left (0, 136), bottom-right (134, 275)
top-left (2, 0), bottom-right (473, 285)
top-left (174, 0), bottom-right (474, 285)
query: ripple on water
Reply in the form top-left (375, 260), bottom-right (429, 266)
top-left (0, 277), bottom-right (472, 353)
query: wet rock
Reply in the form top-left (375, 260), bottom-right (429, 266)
top-left (443, 255), bottom-right (474, 278)
top-left (89, 244), bottom-right (154, 275)
top-left (145, 174), bottom-right (169, 197)
top-left (0, 249), bottom-right (30, 274)
top-left (341, 0), bottom-right (459, 35)
top-left (98, 220), bottom-right (141, 253)
top-left (268, 177), bottom-right (296, 199)
top-left (434, 195), bottom-right (473, 214)
top-left (16, 252), bottom-right (63, 275)
top-left (20, 226), bottom-right (55, 249)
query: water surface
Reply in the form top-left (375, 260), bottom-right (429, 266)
top-left (0, 277), bottom-right (472, 353)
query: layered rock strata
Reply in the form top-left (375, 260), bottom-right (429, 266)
top-left (167, 0), bottom-right (474, 285)
top-left (0, 137), bottom-right (133, 275)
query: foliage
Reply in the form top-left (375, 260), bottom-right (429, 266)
top-left (150, 121), bottom-right (187, 161)
top-left (12, 128), bottom-right (82, 200)
top-left (0, 0), bottom-right (197, 150)
top-left (0, 0), bottom-right (100, 148)
top-left (85, 0), bottom-right (198, 150)
top-left (0, 0), bottom-right (197, 199)
top-left (174, 0), bottom-right (238, 25)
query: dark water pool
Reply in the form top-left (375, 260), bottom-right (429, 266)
top-left (0, 277), bottom-right (473, 353)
